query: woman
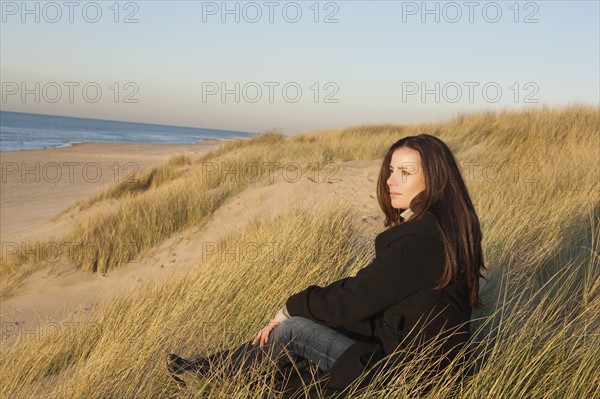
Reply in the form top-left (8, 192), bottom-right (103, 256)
top-left (167, 133), bottom-right (485, 397)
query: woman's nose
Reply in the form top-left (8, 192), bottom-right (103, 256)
top-left (387, 173), bottom-right (396, 187)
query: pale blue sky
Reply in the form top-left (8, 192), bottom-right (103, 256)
top-left (1, 0), bottom-right (598, 134)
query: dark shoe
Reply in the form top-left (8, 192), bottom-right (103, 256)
top-left (167, 353), bottom-right (210, 378)
top-left (166, 353), bottom-right (189, 387)
top-left (167, 353), bottom-right (190, 374)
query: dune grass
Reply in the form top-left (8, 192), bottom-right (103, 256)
top-left (3, 104), bottom-right (596, 281)
top-left (0, 200), bottom-right (374, 398)
top-left (0, 103), bottom-right (598, 397)
top-left (0, 202), bottom-right (597, 398)
top-left (72, 153), bottom-right (195, 210)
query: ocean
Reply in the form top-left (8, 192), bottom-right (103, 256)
top-left (0, 111), bottom-right (255, 152)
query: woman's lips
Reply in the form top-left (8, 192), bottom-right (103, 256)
top-left (390, 193), bottom-right (401, 197)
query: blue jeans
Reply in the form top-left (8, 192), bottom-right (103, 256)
top-left (269, 316), bottom-right (357, 371)
top-left (203, 316), bottom-right (357, 375)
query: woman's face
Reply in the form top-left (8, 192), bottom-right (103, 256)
top-left (387, 147), bottom-right (426, 210)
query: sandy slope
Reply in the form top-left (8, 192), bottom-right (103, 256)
top-left (1, 142), bottom-right (385, 351)
top-left (0, 140), bottom-right (224, 242)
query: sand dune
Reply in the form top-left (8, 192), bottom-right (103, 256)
top-left (1, 140), bottom-right (220, 348)
top-left (1, 142), bottom-right (385, 350)
top-left (1, 141), bottom-right (224, 242)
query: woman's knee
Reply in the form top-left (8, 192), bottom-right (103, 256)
top-left (280, 316), bottom-right (317, 330)
top-left (272, 316), bottom-right (315, 341)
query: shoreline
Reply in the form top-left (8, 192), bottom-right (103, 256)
top-left (0, 109), bottom-right (257, 153)
top-left (0, 138), bottom-right (237, 243)
top-left (0, 136), bottom-right (247, 154)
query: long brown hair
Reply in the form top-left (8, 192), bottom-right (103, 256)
top-left (376, 133), bottom-right (485, 309)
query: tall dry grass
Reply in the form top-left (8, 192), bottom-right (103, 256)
top-left (0, 104), bottom-right (598, 398)
top-left (4, 105), bottom-right (596, 281)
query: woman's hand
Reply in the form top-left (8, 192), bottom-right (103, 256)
top-left (252, 319), bottom-right (279, 349)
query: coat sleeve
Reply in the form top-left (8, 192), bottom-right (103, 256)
top-left (285, 232), bottom-right (444, 328)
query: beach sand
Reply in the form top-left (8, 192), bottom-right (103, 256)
top-left (1, 140), bottom-right (224, 243)
top-left (0, 140), bottom-right (384, 351)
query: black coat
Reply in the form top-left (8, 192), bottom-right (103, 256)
top-left (285, 211), bottom-right (472, 395)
